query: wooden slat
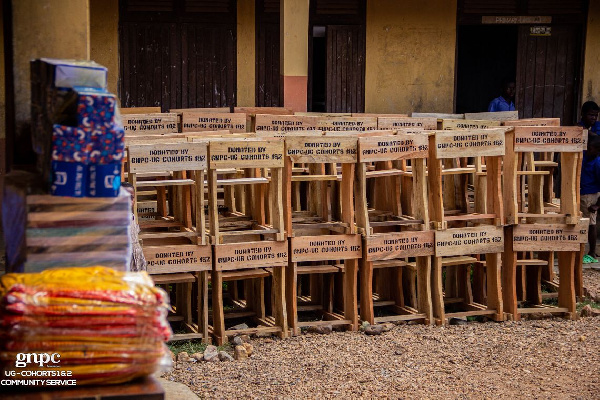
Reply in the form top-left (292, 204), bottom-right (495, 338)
top-left (152, 273), bottom-right (196, 284)
top-left (445, 310), bottom-right (496, 318)
top-left (518, 307), bottom-right (569, 314)
top-left (167, 333), bottom-right (205, 342)
top-left (444, 213), bottom-right (496, 222)
top-left (369, 220), bottom-right (423, 227)
top-left (441, 167), bottom-right (476, 175)
top-left (372, 259), bottom-right (409, 269)
top-left (365, 169), bottom-right (407, 178)
top-left (139, 231), bottom-right (197, 239)
top-left (374, 314), bottom-right (426, 323)
top-left (516, 170), bottom-right (550, 176)
top-left (291, 175), bottom-right (339, 182)
top-left (292, 222), bottom-right (349, 229)
top-left (297, 319), bottom-right (351, 327)
top-left (217, 177), bottom-right (270, 185)
top-left (218, 228), bottom-right (279, 236)
top-left (218, 268), bottom-right (270, 280)
top-left (223, 326), bottom-right (281, 336)
top-left (296, 264), bottom-right (343, 275)
top-left (136, 179), bottom-right (195, 187)
top-left (222, 311), bottom-right (256, 320)
top-left (441, 256), bottom-right (478, 266)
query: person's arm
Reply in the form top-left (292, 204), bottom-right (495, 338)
top-left (590, 197), bottom-right (600, 212)
top-left (488, 99), bottom-right (497, 112)
top-left (591, 160), bottom-right (600, 212)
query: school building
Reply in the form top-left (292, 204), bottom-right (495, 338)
top-left (2, 0), bottom-right (600, 171)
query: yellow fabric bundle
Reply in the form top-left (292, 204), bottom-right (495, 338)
top-left (0, 266), bottom-right (171, 386)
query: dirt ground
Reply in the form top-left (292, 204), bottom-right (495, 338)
top-left (164, 269), bottom-right (600, 399)
top-left (583, 267), bottom-right (600, 299)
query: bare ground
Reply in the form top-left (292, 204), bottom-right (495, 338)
top-left (164, 270), bottom-right (600, 400)
top-left (583, 267), bottom-right (600, 299)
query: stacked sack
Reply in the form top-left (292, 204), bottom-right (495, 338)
top-left (0, 267), bottom-right (171, 386)
top-left (31, 59), bottom-right (124, 197)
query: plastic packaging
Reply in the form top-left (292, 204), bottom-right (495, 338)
top-left (0, 267), bottom-right (171, 386)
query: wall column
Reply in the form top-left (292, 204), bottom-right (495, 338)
top-left (9, 0), bottom-right (90, 166)
top-left (280, 0), bottom-right (309, 112)
top-left (237, 0), bottom-right (256, 107)
top-left (90, 0), bottom-right (118, 96)
top-left (583, 0), bottom-right (600, 104)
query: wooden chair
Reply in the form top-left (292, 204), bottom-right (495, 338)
top-left (428, 128), bottom-right (507, 325)
top-left (207, 138), bottom-right (288, 345)
top-left (355, 130), bottom-right (433, 325)
top-left (502, 126), bottom-right (586, 321)
top-left (284, 134), bottom-right (361, 335)
top-left (127, 141), bottom-right (211, 342)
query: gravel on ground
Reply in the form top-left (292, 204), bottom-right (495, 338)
top-left (163, 270), bottom-right (600, 399)
top-left (583, 267), bottom-right (600, 299)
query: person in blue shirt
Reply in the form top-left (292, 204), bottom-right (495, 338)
top-left (488, 80), bottom-right (516, 112)
top-left (578, 101), bottom-right (600, 140)
top-left (581, 137), bottom-right (600, 263)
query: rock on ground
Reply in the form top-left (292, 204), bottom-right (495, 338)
top-left (242, 342), bottom-right (254, 356)
top-left (580, 304), bottom-right (600, 317)
top-left (219, 351), bottom-right (234, 362)
top-left (234, 345), bottom-right (248, 361)
top-left (203, 345), bottom-right (219, 362)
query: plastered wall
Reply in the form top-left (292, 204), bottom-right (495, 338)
top-left (280, 0), bottom-right (309, 112)
top-left (281, 0), bottom-right (309, 77)
top-left (365, 0), bottom-right (457, 114)
top-left (1, 4), bottom-right (5, 144)
top-left (237, 0), bottom-right (256, 107)
top-left (583, 0), bottom-right (600, 105)
top-left (12, 0), bottom-right (89, 146)
top-left (90, 0), bottom-right (119, 96)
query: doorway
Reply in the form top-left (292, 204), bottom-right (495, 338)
top-left (456, 25), bottom-right (518, 114)
top-left (255, 0), bottom-right (280, 107)
top-left (310, 26), bottom-right (327, 112)
top-left (308, 0), bottom-right (366, 113)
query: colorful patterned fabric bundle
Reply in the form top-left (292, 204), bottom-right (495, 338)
top-left (0, 267), bottom-right (171, 386)
top-left (50, 88), bottom-right (124, 198)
